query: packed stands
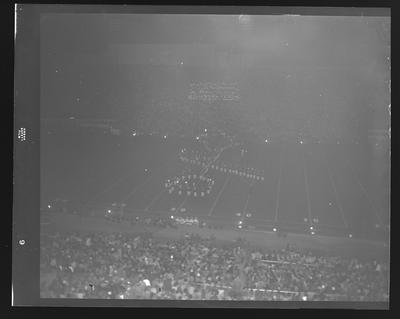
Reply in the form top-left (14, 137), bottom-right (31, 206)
top-left (40, 229), bottom-right (389, 301)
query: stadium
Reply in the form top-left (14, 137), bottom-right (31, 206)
top-left (39, 13), bottom-right (390, 303)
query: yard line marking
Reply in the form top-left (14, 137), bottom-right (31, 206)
top-left (325, 161), bottom-right (348, 228)
top-left (176, 193), bottom-right (189, 212)
top-left (174, 144), bottom-right (234, 216)
top-left (343, 155), bottom-right (384, 227)
top-left (243, 179), bottom-right (257, 215)
top-left (357, 178), bottom-right (384, 226)
top-left (199, 144), bottom-right (230, 177)
top-left (120, 171), bottom-right (154, 203)
top-left (144, 156), bottom-right (198, 212)
top-left (126, 159), bottom-right (181, 209)
top-left (85, 170), bottom-right (136, 205)
top-left (302, 147), bottom-right (313, 227)
top-left (207, 143), bottom-right (246, 217)
top-left (173, 152), bottom-right (227, 214)
top-left (208, 174), bottom-right (231, 217)
top-left (144, 187), bottom-right (167, 211)
top-left (274, 146), bottom-right (285, 223)
top-left (85, 162), bottom-right (165, 207)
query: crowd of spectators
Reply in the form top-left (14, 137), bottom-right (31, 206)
top-left (40, 230), bottom-right (389, 301)
top-left (104, 214), bottom-right (178, 229)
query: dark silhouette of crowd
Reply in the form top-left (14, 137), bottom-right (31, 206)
top-left (40, 230), bottom-right (389, 301)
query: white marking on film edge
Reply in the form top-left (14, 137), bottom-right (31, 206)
top-left (14, 4), bottom-right (17, 40)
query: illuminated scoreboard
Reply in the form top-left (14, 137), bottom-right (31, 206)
top-left (188, 82), bottom-right (240, 102)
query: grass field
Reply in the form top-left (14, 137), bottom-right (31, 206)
top-left (41, 130), bottom-right (390, 241)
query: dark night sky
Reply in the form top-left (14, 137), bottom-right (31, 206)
top-left (40, 13), bottom-right (390, 135)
